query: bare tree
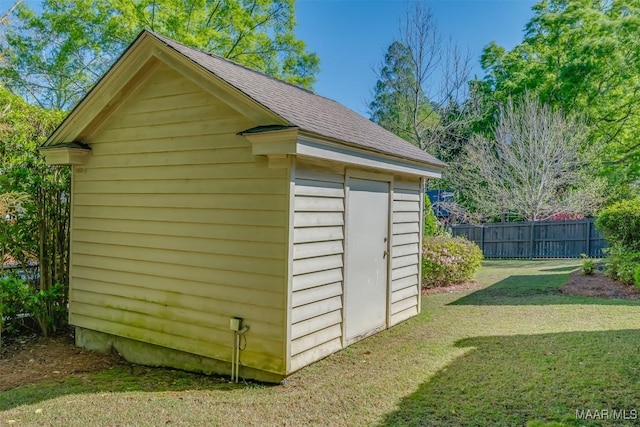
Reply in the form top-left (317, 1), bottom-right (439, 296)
top-left (370, 2), bottom-right (478, 157)
top-left (453, 95), bottom-right (605, 222)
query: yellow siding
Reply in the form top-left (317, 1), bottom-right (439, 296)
top-left (289, 161), bottom-right (346, 372)
top-left (389, 177), bottom-right (422, 326)
top-left (71, 63), bottom-right (288, 374)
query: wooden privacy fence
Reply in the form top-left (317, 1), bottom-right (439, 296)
top-left (450, 219), bottom-right (606, 259)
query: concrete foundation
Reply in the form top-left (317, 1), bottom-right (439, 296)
top-left (75, 327), bottom-right (284, 383)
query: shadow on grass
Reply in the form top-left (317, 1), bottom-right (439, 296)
top-left (0, 364), bottom-right (268, 411)
top-left (381, 329), bottom-right (640, 427)
top-left (451, 274), bottom-right (640, 306)
top-left (540, 266), bottom-right (579, 272)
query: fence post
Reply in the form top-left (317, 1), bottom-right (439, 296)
top-left (585, 219), bottom-right (591, 257)
top-left (529, 222), bottom-right (535, 259)
top-left (480, 225), bottom-right (485, 255)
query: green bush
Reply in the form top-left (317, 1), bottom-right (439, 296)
top-left (580, 254), bottom-right (595, 275)
top-left (603, 243), bottom-right (640, 285)
top-left (596, 198), bottom-right (640, 250)
top-left (25, 282), bottom-right (67, 337)
top-left (0, 275), bottom-right (31, 336)
top-left (0, 276), bottom-right (67, 339)
top-left (422, 236), bottom-right (483, 287)
top-left (424, 202), bottom-right (438, 237)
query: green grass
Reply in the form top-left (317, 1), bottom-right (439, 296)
top-left (383, 329), bottom-right (640, 426)
top-left (3, 260), bottom-right (640, 426)
top-left (453, 260), bottom-right (640, 306)
top-left (0, 365), bottom-right (244, 411)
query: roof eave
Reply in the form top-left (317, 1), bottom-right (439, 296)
top-left (234, 128), bottom-right (442, 178)
top-left (42, 30), bottom-right (153, 148)
top-left (297, 130), bottom-right (446, 176)
top-left (39, 142), bottom-right (92, 165)
top-left (238, 125), bottom-right (300, 156)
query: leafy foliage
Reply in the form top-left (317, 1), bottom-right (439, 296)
top-left (479, 0), bottom-right (640, 187)
top-left (0, 0), bottom-right (319, 109)
top-left (602, 243), bottom-right (640, 285)
top-left (595, 198), bottom-right (640, 251)
top-left (423, 199), bottom-right (438, 237)
top-left (369, 41), bottom-right (439, 148)
top-left (0, 276), bottom-right (66, 349)
top-left (596, 199), bottom-right (640, 286)
top-left (24, 282), bottom-right (67, 336)
top-left (0, 191), bottom-right (29, 275)
top-left (0, 86), bottom-right (68, 336)
top-left (0, 275), bottom-right (31, 340)
top-left (580, 255), bottom-right (595, 276)
top-left (422, 236), bottom-right (483, 287)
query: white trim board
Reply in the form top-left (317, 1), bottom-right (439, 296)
top-left (297, 136), bottom-right (442, 179)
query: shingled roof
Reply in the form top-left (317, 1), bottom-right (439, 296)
top-left (149, 31), bottom-right (445, 168)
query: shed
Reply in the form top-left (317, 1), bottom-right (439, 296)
top-left (40, 30), bottom-right (445, 382)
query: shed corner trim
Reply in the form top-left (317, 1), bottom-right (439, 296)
top-left (39, 142), bottom-right (92, 165)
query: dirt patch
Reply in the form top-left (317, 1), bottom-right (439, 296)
top-left (560, 269), bottom-right (640, 300)
top-left (0, 329), bottom-right (122, 392)
top-left (423, 281), bottom-right (484, 294)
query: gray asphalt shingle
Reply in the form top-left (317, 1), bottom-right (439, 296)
top-left (150, 31), bottom-right (445, 168)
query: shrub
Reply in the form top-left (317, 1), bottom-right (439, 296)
top-left (424, 200), bottom-right (438, 237)
top-left (25, 282), bottom-right (67, 337)
top-left (596, 198), bottom-right (640, 250)
top-left (0, 276), bottom-right (66, 339)
top-left (580, 254), bottom-right (595, 275)
top-left (422, 236), bottom-right (483, 287)
top-left (0, 275), bottom-right (31, 337)
top-left (603, 243), bottom-right (640, 285)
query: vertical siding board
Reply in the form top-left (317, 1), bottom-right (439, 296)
top-left (288, 160), bottom-right (346, 372)
top-left (390, 177), bottom-right (421, 324)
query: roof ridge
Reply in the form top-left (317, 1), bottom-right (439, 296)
top-left (146, 29), bottom-right (318, 97)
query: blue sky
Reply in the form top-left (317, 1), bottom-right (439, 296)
top-left (17, 0), bottom-right (537, 116)
top-left (296, 0), bottom-right (537, 115)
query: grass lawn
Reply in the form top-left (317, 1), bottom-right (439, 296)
top-left (3, 260), bottom-right (640, 426)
